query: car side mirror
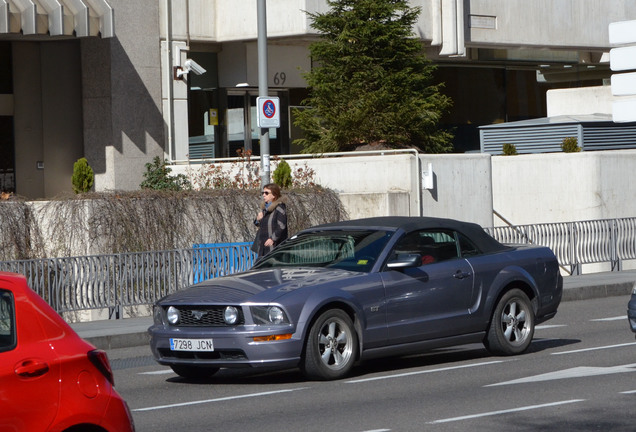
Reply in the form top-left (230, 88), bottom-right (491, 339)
top-left (387, 253), bottom-right (422, 269)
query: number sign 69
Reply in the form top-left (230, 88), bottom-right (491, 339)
top-left (273, 72), bottom-right (286, 86)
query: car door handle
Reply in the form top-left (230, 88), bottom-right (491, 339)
top-left (453, 271), bottom-right (471, 280)
top-left (15, 359), bottom-right (50, 378)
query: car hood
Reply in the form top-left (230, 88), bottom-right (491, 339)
top-left (158, 267), bottom-right (359, 305)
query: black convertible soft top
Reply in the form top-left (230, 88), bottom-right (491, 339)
top-left (306, 216), bottom-right (508, 254)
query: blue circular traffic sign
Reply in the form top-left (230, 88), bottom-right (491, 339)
top-left (263, 99), bottom-right (276, 119)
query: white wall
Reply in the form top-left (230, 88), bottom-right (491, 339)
top-left (164, 0), bottom-right (636, 51)
top-left (419, 154), bottom-right (493, 227)
top-left (177, 149), bottom-right (636, 230)
top-left (468, 0), bottom-right (635, 49)
top-left (492, 150), bottom-right (636, 225)
top-left (174, 152), bottom-right (494, 227)
top-left (547, 86), bottom-right (615, 117)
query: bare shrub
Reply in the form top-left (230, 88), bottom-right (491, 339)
top-left (0, 187), bottom-right (347, 259)
top-left (0, 196), bottom-right (44, 260)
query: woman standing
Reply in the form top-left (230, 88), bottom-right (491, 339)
top-left (251, 183), bottom-right (288, 257)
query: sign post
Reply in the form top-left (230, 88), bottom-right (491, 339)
top-left (257, 0), bottom-right (271, 186)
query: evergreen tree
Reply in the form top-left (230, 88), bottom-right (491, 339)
top-left (293, 0), bottom-right (453, 153)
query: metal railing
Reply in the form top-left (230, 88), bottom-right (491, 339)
top-left (485, 217), bottom-right (636, 275)
top-left (1, 218), bottom-right (635, 317)
top-left (0, 243), bottom-right (255, 318)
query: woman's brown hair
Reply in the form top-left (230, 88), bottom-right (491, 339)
top-left (263, 183), bottom-right (281, 200)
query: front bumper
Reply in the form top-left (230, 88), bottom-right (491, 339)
top-left (628, 293), bottom-right (636, 333)
top-left (148, 324), bottom-right (303, 370)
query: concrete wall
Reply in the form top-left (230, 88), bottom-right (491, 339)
top-left (175, 152), bottom-right (495, 227)
top-left (164, 0), bottom-right (635, 50)
top-left (177, 148), bottom-right (636, 230)
top-left (492, 150), bottom-right (636, 225)
top-left (547, 86), bottom-right (615, 117)
top-left (12, 43), bottom-right (44, 198)
top-left (82, 0), bottom-right (165, 193)
top-left (467, 0), bottom-right (635, 49)
top-left (419, 154), bottom-right (493, 227)
top-left (13, 41), bottom-right (83, 198)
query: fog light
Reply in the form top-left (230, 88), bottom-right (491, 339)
top-left (167, 306), bottom-right (179, 325)
top-left (224, 306), bottom-right (239, 325)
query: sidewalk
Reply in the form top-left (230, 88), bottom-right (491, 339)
top-left (71, 270), bottom-right (636, 351)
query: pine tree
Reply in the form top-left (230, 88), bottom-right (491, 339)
top-left (293, 0), bottom-right (453, 153)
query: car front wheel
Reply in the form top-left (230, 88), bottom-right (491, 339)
top-left (302, 309), bottom-right (358, 380)
top-left (484, 288), bottom-right (535, 355)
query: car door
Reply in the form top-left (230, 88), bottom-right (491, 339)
top-left (381, 229), bottom-right (475, 345)
top-left (0, 287), bottom-right (60, 432)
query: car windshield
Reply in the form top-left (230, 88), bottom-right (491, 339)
top-left (252, 229), bottom-right (394, 272)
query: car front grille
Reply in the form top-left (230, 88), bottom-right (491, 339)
top-left (173, 306), bottom-right (244, 326)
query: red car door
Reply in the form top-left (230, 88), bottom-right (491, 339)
top-left (0, 285), bottom-right (61, 432)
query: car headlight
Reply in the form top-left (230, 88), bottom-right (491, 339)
top-left (167, 306), bottom-right (180, 325)
top-left (224, 306), bottom-right (239, 325)
top-left (632, 286), bottom-right (636, 295)
top-left (268, 307), bottom-right (285, 324)
top-left (251, 306), bottom-right (289, 325)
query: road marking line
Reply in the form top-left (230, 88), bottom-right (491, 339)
top-left (591, 315), bottom-right (627, 322)
top-left (132, 387), bottom-right (309, 412)
top-left (486, 364), bottom-right (636, 386)
top-left (345, 360), bottom-right (507, 384)
top-left (140, 369), bottom-right (173, 375)
top-left (426, 399), bottom-right (585, 424)
top-left (620, 390), bottom-right (636, 394)
top-left (536, 324), bottom-right (567, 329)
top-left (552, 342), bottom-right (636, 355)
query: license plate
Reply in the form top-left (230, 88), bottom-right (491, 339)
top-left (169, 338), bottom-right (214, 352)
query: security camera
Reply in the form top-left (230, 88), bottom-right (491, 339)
top-left (184, 59), bottom-right (206, 75)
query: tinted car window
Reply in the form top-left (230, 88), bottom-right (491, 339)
top-left (392, 229), bottom-right (460, 264)
top-left (0, 290), bottom-right (16, 352)
top-left (253, 230), bottom-right (394, 272)
top-left (458, 232), bottom-right (481, 257)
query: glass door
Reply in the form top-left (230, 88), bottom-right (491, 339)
top-left (225, 89), bottom-right (288, 157)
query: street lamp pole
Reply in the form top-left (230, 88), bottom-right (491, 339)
top-left (257, 0), bottom-right (270, 187)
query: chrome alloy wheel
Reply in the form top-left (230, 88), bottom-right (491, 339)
top-left (317, 318), bottom-right (354, 369)
top-left (485, 288), bottom-right (535, 355)
top-left (500, 297), bottom-right (531, 346)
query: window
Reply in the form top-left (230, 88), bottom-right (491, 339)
top-left (0, 289), bottom-right (16, 352)
top-left (458, 233), bottom-right (480, 257)
top-left (253, 230), bottom-right (393, 272)
top-left (393, 230), bottom-right (461, 265)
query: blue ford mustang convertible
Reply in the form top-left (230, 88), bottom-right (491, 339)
top-left (149, 217), bottom-right (563, 380)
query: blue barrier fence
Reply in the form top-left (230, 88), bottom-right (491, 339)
top-left (192, 242), bottom-right (256, 283)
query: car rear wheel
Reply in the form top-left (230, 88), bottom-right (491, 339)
top-left (302, 309), bottom-right (358, 380)
top-left (484, 288), bottom-right (535, 355)
top-left (170, 365), bottom-right (220, 379)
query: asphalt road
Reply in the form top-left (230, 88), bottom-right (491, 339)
top-left (110, 295), bottom-right (636, 432)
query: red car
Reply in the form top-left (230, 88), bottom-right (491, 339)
top-left (0, 272), bottom-right (135, 432)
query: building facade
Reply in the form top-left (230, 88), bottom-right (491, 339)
top-left (1, 0), bottom-right (634, 198)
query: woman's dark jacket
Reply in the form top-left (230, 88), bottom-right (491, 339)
top-left (251, 196), bottom-right (288, 257)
